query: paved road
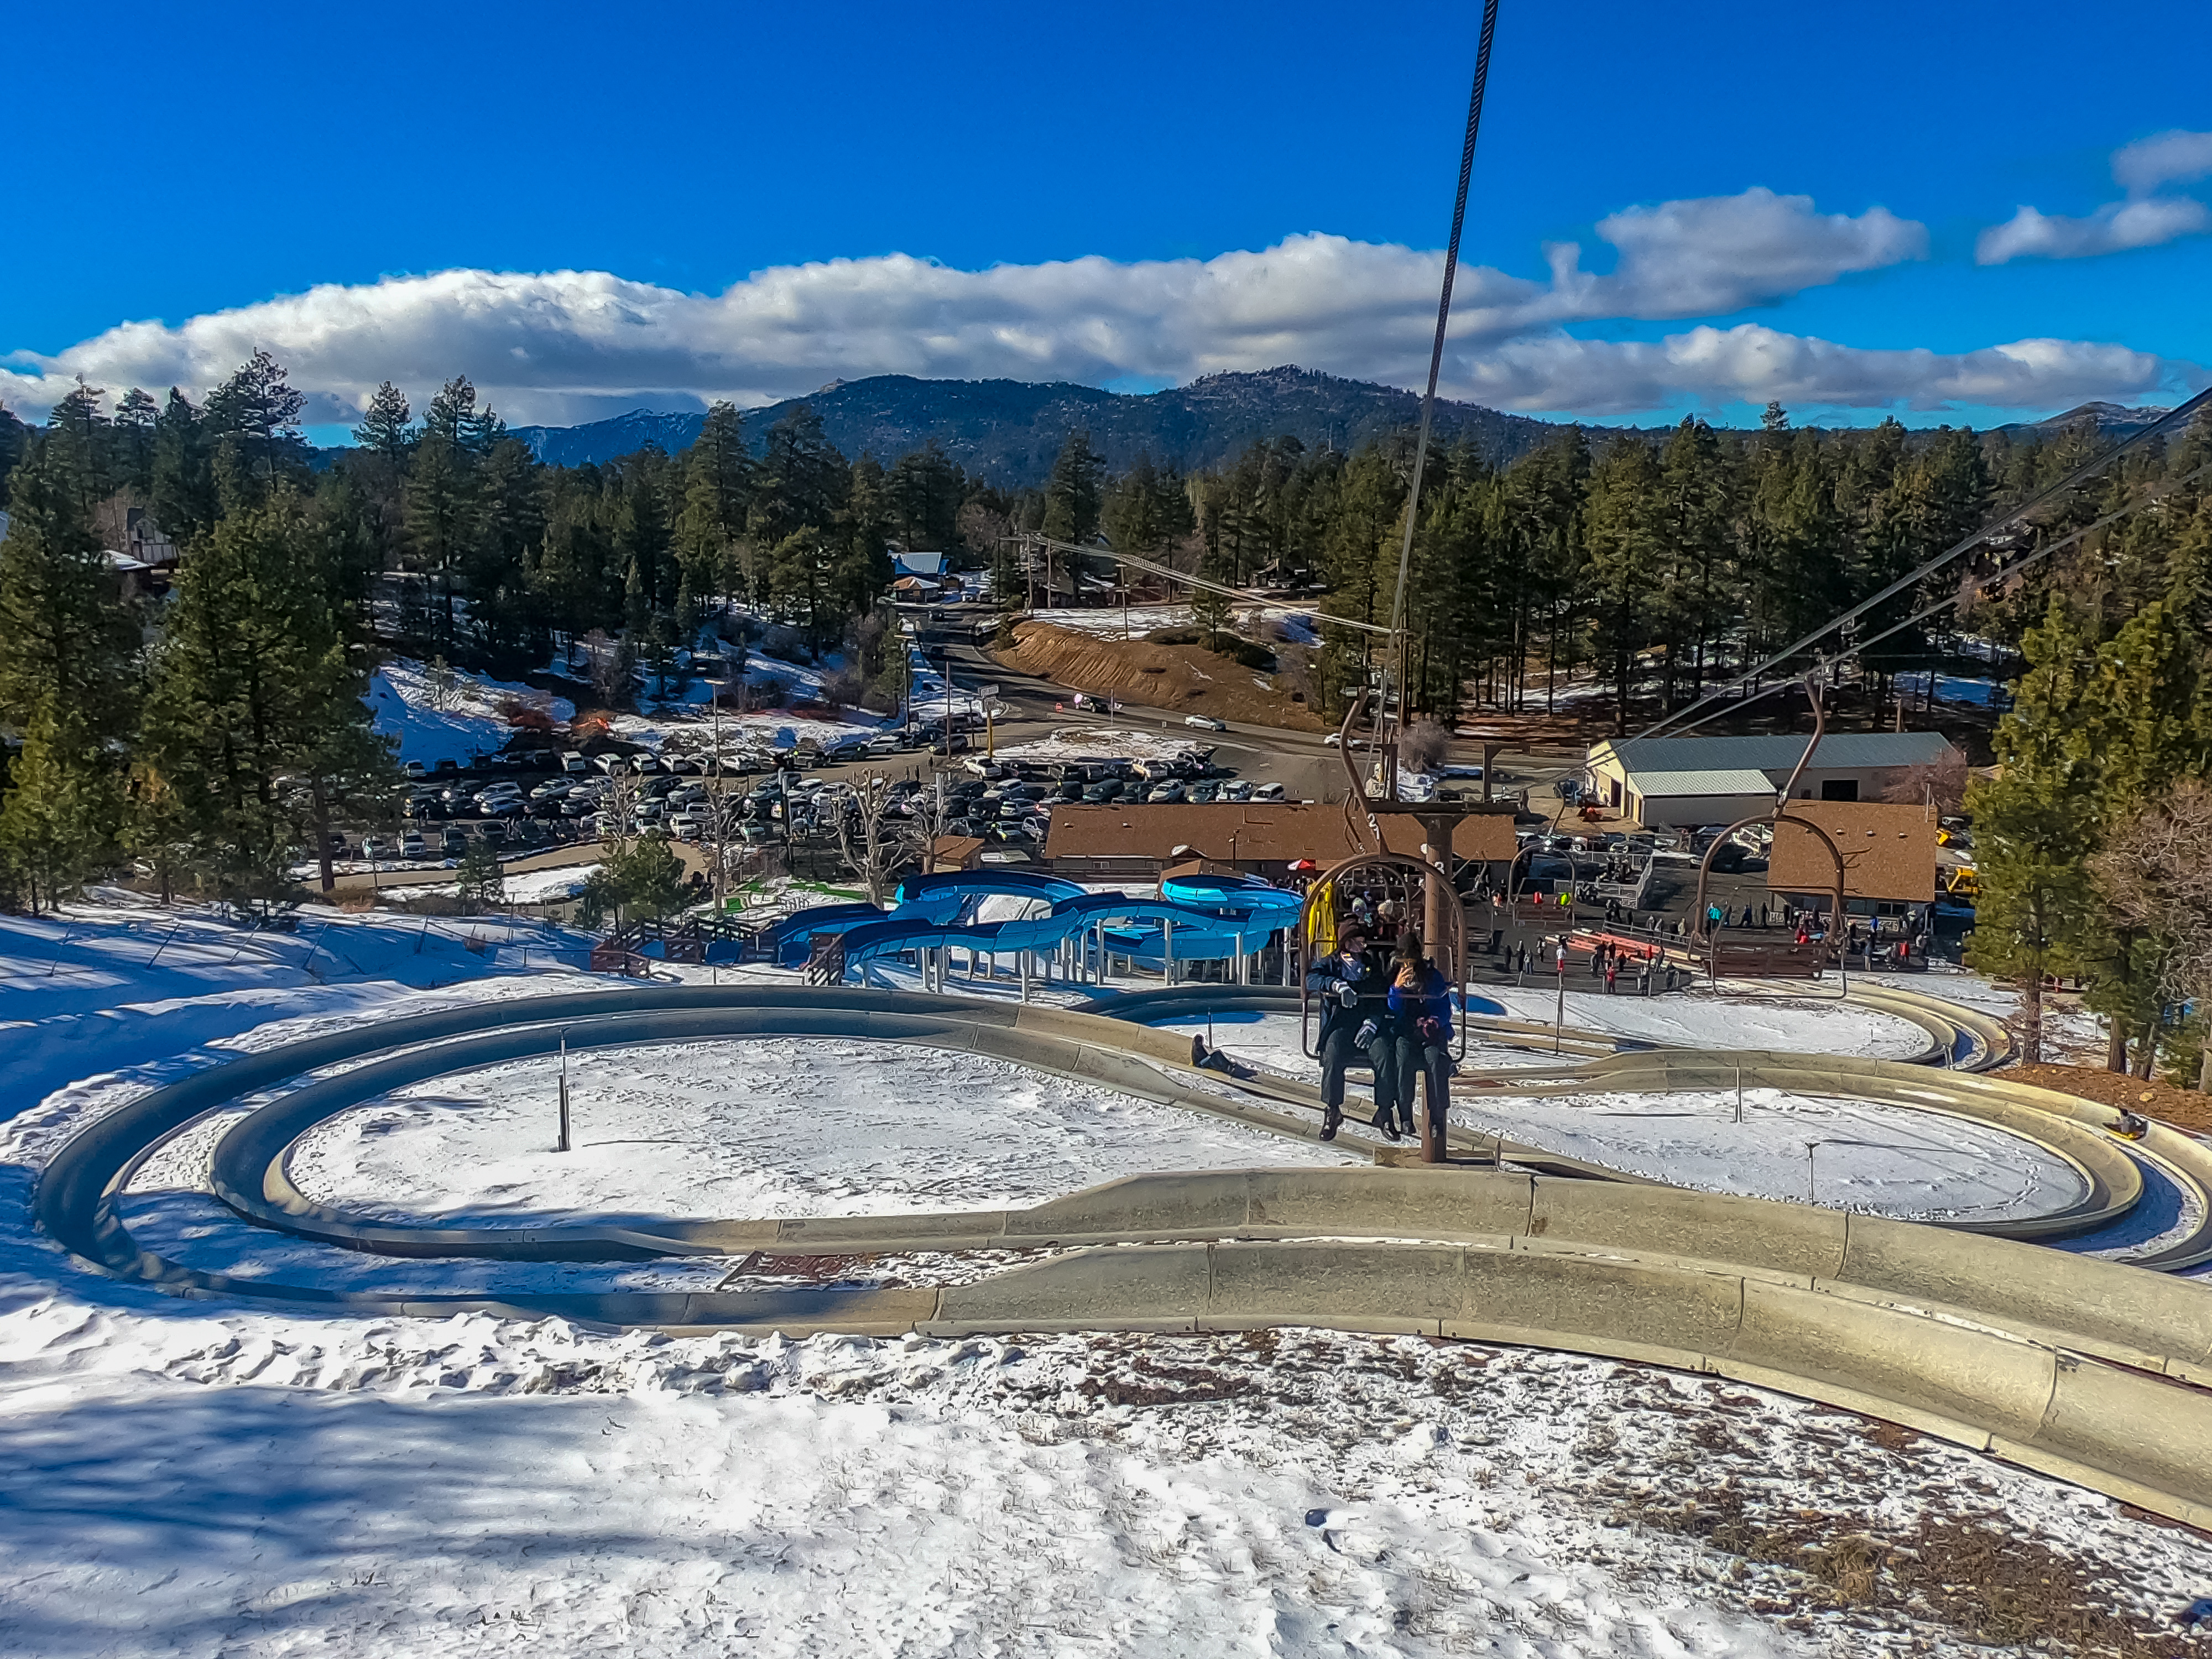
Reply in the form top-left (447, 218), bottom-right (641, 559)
top-left (917, 604), bottom-right (1583, 806)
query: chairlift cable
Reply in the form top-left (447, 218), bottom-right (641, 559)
top-left (1641, 454), bottom-right (2212, 743)
top-left (1629, 384), bottom-right (2212, 747)
top-left (1384, 0), bottom-right (1505, 727)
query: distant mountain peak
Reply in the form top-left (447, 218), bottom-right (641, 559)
top-left (508, 368), bottom-right (1570, 482)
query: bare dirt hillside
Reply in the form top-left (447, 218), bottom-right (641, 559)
top-left (995, 620), bottom-right (1328, 731)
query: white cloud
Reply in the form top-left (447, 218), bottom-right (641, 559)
top-left (1976, 197), bottom-right (2211, 265)
top-left (0, 188), bottom-right (2186, 427)
top-left (1976, 128), bottom-right (2212, 265)
top-left (1448, 326), bottom-right (2183, 416)
top-left (2112, 128), bottom-right (2212, 196)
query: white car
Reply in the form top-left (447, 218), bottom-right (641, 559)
top-left (561, 751), bottom-right (589, 774)
top-left (1251, 781), bottom-right (1287, 801)
top-left (1184, 714), bottom-right (1227, 732)
top-left (1322, 733), bottom-right (1342, 748)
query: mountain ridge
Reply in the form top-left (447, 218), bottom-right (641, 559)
top-left (497, 374), bottom-right (2185, 484)
top-left (508, 367), bottom-right (1572, 483)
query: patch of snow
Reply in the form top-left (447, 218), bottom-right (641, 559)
top-left (285, 1038), bottom-right (1363, 1229)
top-left (367, 658), bottom-right (573, 766)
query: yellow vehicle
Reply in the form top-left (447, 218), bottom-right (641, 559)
top-left (1942, 865), bottom-right (1979, 900)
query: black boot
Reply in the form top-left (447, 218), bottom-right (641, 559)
top-left (1321, 1106), bottom-right (1342, 1142)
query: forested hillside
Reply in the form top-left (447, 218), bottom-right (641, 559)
top-left (2, 353), bottom-right (2208, 1082)
top-left (507, 368), bottom-right (1569, 483)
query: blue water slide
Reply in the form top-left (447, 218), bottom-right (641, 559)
top-left (893, 869), bottom-right (1088, 910)
top-left (838, 889), bottom-right (1295, 978)
top-left (760, 902), bottom-right (884, 968)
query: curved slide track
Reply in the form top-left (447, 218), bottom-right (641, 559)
top-left (34, 983), bottom-right (2212, 1530)
top-left (773, 873), bottom-right (1304, 979)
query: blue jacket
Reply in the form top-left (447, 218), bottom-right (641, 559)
top-left (1387, 966), bottom-right (1454, 1045)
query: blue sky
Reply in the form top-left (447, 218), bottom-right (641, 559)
top-left (4, 0), bottom-right (2208, 435)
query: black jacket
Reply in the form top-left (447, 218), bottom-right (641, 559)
top-left (1307, 955), bottom-right (1392, 1048)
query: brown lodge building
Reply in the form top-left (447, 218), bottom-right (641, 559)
top-left (1042, 802), bottom-right (1521, 884)
top-left (1765, 801), bottom-right (1939, 915)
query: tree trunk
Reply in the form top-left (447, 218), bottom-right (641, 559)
top-left (2135, 1019), bottom-right (2161, 1082)
top-left (2021, 972), bottom-right (2044, 1065)
top-left (2106, 1017), bottom-right (2129, 1074)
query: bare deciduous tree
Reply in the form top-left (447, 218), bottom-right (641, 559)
top-left (1880, 751), bottom-right (1972, 816)
top-left (832, 773), bottom-right (904, 906)
top-left (1400, 719), bottom-right (1453, 774)
top-left (2091, 779), bottom-right (2212, 1089)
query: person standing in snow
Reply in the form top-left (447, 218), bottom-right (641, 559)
top-left (1385, 935), bottom-right (1455, 1147)
top-left (1305, 935), bottom-right (1393, 1141)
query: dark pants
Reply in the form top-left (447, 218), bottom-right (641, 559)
top-left (1387, 1036), bottom-right (1451, 1139)
top-left (1318, 1026), bottom-right (1375, 1113)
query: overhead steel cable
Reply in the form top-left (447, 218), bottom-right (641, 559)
top-left (1636, 453), bottom-right (2212, 743)
top-left (1020, 531), bottom-right (1398, 635)
top-left (1628, 384), bottom-right (2212, 746)
top-left (1384, 0), bottom-right (1504, 662)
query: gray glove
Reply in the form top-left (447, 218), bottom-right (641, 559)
top-left (1335, 981), bottom-right (1358, 1008)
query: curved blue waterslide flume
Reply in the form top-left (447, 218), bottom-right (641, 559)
top-left (766, 874), bottom-right (1306, 978)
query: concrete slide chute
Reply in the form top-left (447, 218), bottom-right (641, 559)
top-left (32, 982), bottom-right (2212, 1531)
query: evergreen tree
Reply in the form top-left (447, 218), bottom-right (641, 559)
top-left (1965, 599), bottom-right (2106, 1061)
top-left (456, 839), bottom-right (505, 912)
top-left (1041, 430), bottom-right (1104, 546)
top-left (113, 388), bottom-right (160, 495)
top-left (676, 401), bottom-right (750, 602)
top-left (1583, 438), bottom-right (1663, 732)
top-left (353, 380), bottom-right (414, 459)
top-left (749, 406), bottom-right (847, 546)
top-left (0, 399), bottom-right (29, 505)
top-left (151, 389), bottom-right (217, 545)
top-left (44, 382), bottom-right (114, 519)
top-left (145, 486), bottom-right (394, 898)
top-left (0, 704), bottom-right (111, 912)
top-left (0, 436), bottom-right (139, 748)
top-left (204, 350), bottom-right (309, 495)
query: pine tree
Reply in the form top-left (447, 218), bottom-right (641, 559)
top-left (0, 400), bottom-right (29, 505)
top-left (204, 350), bottom-right (308, 494)
top-left (44, 382), bottom-right (114, 519)
top-left (676, 401), bottom-right (750, 603)
top-left (1965, 598), bottom-right (2105, 1061)
top-left (1583, 438), bottom-right (1663, 733)
top-left (151, 389), bottom-right (217, 545)
top-left (145, 487), bottom-right (394, 899)
top-left (0, 436), bottom-right (139, 748)
top-left (0, 704), bottom-right (111, 912)
top-left (456, 839), bottom-right (505, 912)
top-left (1041, 430), bottom-right (1104, 546)
top-left (113, 388), bottom-right (160, 495)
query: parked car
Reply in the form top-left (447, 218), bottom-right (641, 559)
top-left (530, 778), bottom-right (572, 801)
top-left (399, 832), bottom-right (426, 858)
top-left (561, 751), bottom-right (589, 774)
top-left (1145, 781), bottom-right (1185, 804)
top-left (1186, 780), bottom-right (1220, 804)
top-left (1219, 780), bottom-right (1254, 802)
top-left (401, 759), bottom-right (427, 779)
top-left (441, 826), bottom-right (469, 854)
top-left (1251, 781), bottom-right (1286, 802)
top-left (362, 833), bottom-right (391, 859)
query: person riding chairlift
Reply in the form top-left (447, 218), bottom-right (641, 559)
top-left (1385, 935), bottom-right (1455, 1147)
top-left (1305, 933), bottom-right (1397, 1142)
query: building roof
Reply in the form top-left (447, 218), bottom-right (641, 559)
top-left (1591, 731), bottom-right (1958, 775)
top-left (1044, 802), bottom-right (1520, 866)
top-left (892, 551), bottom-right (948, 578)
top-left (1764, 801), bottom-right (1938, 902)
top-left (1623, 768), bottom-right (1775, 798)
